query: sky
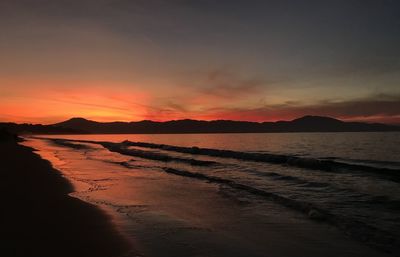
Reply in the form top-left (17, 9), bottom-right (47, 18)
top-left (0, 0), bottom-right (399, 124)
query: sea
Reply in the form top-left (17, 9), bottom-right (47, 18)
top-left (24, 132), bottom-right (400, 255)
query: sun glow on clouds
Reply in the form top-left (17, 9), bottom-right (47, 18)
top-left (1, 76), bottom-right (400, 124)
top-left (0, 78), bottom-right (152, 123)
top-left (1, 1), bottom-right (400, 125)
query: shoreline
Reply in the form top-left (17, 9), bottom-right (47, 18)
top-left (23, 136), bottom-right (393, 257)
top-left (3, 133), bottom-right (395, 257)
top-left (0, 139), bottom-right (132, 257)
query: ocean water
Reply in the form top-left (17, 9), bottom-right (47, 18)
top-left (26, 132), bottom-right (400, 255)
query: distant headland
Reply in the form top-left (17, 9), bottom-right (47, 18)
top-left (1, 115), bottom-right (399, 134)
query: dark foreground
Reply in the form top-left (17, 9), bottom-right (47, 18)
top-left (0, 137), bottom-right (131, 257)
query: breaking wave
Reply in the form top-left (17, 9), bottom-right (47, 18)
top-left (43, 137), bottom-right (400, 253)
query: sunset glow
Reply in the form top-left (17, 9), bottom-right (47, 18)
top-left (1, 1), bottom-right (399, 124)
top-left (2, 2), bottom-right (400, 257)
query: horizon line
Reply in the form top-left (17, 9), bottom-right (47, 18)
top-left (2, 115), bottom-right (400, 126)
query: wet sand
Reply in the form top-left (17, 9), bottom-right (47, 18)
top-left (0, 139), bottom-right (131, 257)
top-left (21, 137), bottom-right (393, 257)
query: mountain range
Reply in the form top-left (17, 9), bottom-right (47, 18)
top-left (1, 116), bottom-right (399, 134)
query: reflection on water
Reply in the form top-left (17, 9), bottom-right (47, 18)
top-left (44, 132), bottom-right (400, 165)
top-left (23, 132), bottom-right (400, 256)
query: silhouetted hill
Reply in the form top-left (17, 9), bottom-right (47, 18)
top-left (53, 116), bottom-right (400, 134)
top-left (0, 122), bottom-right (85, 135)
top-left (2, 116), bottom-right (398, 135)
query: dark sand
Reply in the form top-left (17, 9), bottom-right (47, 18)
top-left (0, 139), bottom-right (131, 257)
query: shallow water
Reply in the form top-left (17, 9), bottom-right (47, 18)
top-left (43, 132), bottom-right (400, 169)
top-left (25, 132), bottom-right (400, 255)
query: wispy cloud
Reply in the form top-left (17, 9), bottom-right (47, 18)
top-left (198, 69), bottom-right (264, 99)
top-left (194, 94), bottom-right (400, 124)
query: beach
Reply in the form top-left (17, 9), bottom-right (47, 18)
top-left (11, 134), bottom-right (396, 257)
top-left (0, 137), bottom-right (131, 257)
top-left (2, 0), bottom-right (400, 256)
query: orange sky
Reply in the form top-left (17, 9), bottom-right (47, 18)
top-left (1, 1), bottom-right (399, 125)
top-left (1, 77), bottom-right (400, 125)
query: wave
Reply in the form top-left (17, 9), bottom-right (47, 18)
top-left (42, 137), bottom-right (400, 182)
top-left (101, 142), bottom-right (217, 166)
top-left (325, 157), bottom-right (400, 170)
top-left (39, 136), bottom-right (399, 253)
top-left (162, 167), bottom-right (326, 217)
top-left (47, 138), bottom-right (216, 166)
top-left (50, 139), bottom-right (92, 150)
top-left (121, 141), bottom-right (400, 182)
top-left (257, 171), bottom-right (330, 187)
top-left (161, 167), bottom-right (398, 254)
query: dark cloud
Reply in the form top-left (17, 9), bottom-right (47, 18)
top-left (197, 69), bottom-right (265, 99)
top-left (200, 94), bottom-right (400, 124)
top-left (1, 0), bottom-right (400, 123)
